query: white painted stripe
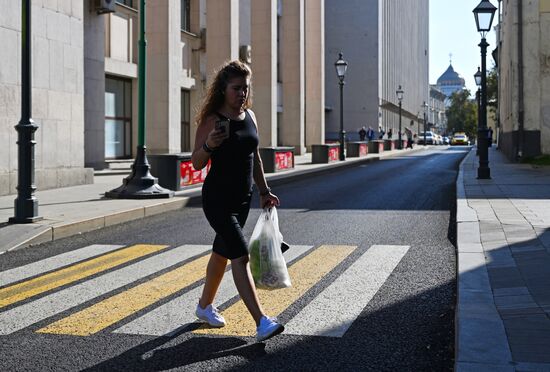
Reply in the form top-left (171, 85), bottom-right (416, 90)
top-left (0, 245), bottom-right (124, 287)
top-left (0, 245), bottom-right (210, 335)
top-left (284, 245), bottom-right (409, 337)
top-left (114, 245), bottom-right (313, 336)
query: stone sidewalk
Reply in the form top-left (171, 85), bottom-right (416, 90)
top-left (456, 147), bottom-right (550, 371)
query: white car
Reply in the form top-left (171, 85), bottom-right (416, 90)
top-left (417, 131), bottom-right (435, 145)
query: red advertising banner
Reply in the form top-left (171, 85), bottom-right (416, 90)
top-left (359, 143), bottom-right (368, 156)
top-left (180, 160), bottom-right (210, 187)
top-left (275, 151), bottom-right (294, 171)
top-left (328, 147), bottom-right (339, 162)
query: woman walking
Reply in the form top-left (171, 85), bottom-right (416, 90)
top-left (191, 60), bottom-right (284, 342)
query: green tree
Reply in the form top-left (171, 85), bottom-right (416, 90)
top-left (446, 89), bottom-right (477, 139)
top-left (486, 64), bottom-right (498, 120)
top-left (486, 65), bottom-right (497, 106)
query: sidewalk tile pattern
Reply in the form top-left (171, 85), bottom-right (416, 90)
top-left (457, 148), bottom-right (550, 369)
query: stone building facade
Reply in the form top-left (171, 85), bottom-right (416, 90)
top-left (429, 86), bottom-right (447, 134)
top-left (0, 0), bottom-right (325, 196)
top-left (497, 0), bottom-right (550, 159)
top-left (0, 0), bottom-right (93, 196)
top-left (324, 0), bottom-right (430, 141)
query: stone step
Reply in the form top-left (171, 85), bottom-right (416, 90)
top-left (105, 159), bottom-right (134, 170)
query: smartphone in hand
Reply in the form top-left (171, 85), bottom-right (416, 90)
top-left (215, 119), bottom-right (230, 138)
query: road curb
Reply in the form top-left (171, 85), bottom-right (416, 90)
top-left (454, 148), bottom-right (513, 370)
top-left (1, 197), bottom-right (192, 254)
top-left (4, 147), bottom-right (426, 253)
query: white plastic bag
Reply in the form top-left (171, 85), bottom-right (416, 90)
top-left (248, 207), bottom-right (291, 290)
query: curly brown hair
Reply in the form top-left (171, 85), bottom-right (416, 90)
top-left (195, 60), bottom-right (253, 126)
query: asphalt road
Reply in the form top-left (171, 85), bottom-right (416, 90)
top-left (0, 146), bottom-right (470, 372)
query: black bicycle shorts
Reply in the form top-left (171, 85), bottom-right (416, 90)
top-left (202, 192), bottom-right (252, 260)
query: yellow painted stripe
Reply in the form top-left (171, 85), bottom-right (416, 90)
top-left (194, 245), bottom-right (356, 337)
top-left (37, 254), bottom-right (211, 336)
top-left (0, 244), bottom-right (168, 308)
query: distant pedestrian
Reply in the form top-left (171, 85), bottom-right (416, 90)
top-left (378, 126), bottom-right (385, 139)
top-left (367, 126), bottom-right (375, 141)
top-left (405, 128), bottom-right (413, 148)
top-left (191, 60), bottom-right (284, 342)
top-left (488, 127), bottom-right (494, 147)
top-left (387, 128), bottom-right (393, 139)
top-left (358, 126), bottom-right (367, 141)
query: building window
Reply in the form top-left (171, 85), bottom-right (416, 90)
top-left (116, 0), bottom-right (134, 8)
top-left (105, 77), bottom-right (132, 159)
top-left (181, 0), bottom-right (191, 32)
top-left (181, 90), bottom-right (191, 151)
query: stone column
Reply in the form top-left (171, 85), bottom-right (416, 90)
top-left (84, 1), bottom-right (106, 169)
top-left (251, 0), bottom-right (277, 147)
top-left (281, 0), bottom-right (305, 154)
top-left (206, 0), bottom-right (239, 78)
top-left (146, 0), bottom-right (182, 154)
top-left (305, 0), bottom-right (324, 149)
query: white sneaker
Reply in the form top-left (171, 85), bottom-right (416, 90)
top-left (195, 303), bottom-right (226, 327)
top-left (256, 315), bottom-right (284, 342)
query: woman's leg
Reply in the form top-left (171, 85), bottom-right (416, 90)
top-left (199, 252), bottom-right (228, 308)
top-left (231, 255), bottom-right (264, 326)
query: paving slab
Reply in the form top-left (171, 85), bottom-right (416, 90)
top-left (456, 147), bottom-right (550, 370)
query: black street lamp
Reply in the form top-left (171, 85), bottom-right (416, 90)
top-left (474, 67), bottom-right (482, 154)
top-left (474, 66), bottom-right (482, 88)
top-left (10, 0), bottom-right (42, 223)
top-left (106, 0), bottom-right (174, 198)
top-left (473, 0), bottom-right (496, 179)
top-left (335, 52), bottom-right (348, 161)
top-left (396, 85), bottom-right (404, 149)
top-left (422, 101), bottom-right (428, 146)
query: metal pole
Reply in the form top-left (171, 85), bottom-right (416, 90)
top-left (476, 89), bottom-right (481, 156)
top-left (478, 37), bottom-right (491, 179)
top-left (339, 80), bottom-right (345, 161)
top-left (423, 111), bottom-right (427, 146)
top-left (138, 0), bottom-right (146, 148)
top-left (10, 0), bottom-right (42, 223)
top-left (105, 0), bottom-right (173, 198)
top-left (398, 101), bottom-right (402, 149)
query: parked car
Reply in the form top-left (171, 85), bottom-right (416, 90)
top-left (451, 132), bottom-right (469, 145)
top-left (417, 131), bottom-right (435, 145)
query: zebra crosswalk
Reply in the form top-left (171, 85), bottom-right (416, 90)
top-left (113, 245), bottom-right (313, 337)
top-left (0, 243), bottom-right (410, 339)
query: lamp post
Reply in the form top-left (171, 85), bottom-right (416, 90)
top-left (473, 0), bottom-right (496, 179)
top-left (396, 85), bottom-right (404, 149)
top-left (10, 0), bottom-right (42, 223)
top-left (106, 0), bottom-right (174, 198)
top-left (417, 112), bottom-right (421, 143)
top-left (422, 101), bottom-right (428, 146)
top-left (474, 67), bottom-right (482, 154)
top-left (335, 52), bottom-right (348, 161)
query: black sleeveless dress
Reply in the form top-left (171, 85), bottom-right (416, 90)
top-left (202, 110), bottom-right (259, 259)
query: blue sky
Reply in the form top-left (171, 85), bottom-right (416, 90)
top-left (429, 0), bottom-right (498, 95)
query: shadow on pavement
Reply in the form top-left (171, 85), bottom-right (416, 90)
top-left (83, 331), bottom-right (266, 371)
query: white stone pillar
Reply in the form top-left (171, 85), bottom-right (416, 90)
top-left (206, 0), bottom-right (239, 78)
top-left (281, 0), bottom-right (306, 154)
top-left (146, 0), bottom-right (182, 154)
top-left (84, 1), bottom-right (106, 168)
top-left (305, 0), bottom-right (325, 148)
top-left (251, 0), bottom-right (277, 147)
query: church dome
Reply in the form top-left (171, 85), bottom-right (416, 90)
top-left (437, 64), bottom-right (465, 86)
